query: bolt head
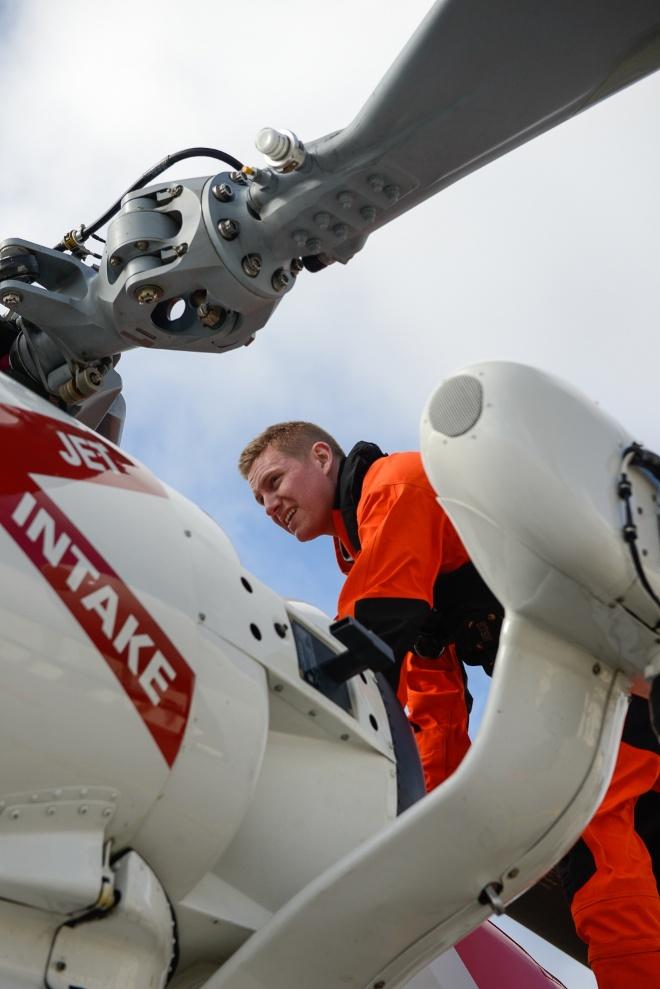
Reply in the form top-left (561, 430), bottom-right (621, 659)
top-left (197, 303), bottom-right (225, 328)
top-left (271, 268), bottom-right (290, 292)
top-left (212, 183), bottom-right (234, 202)
top-left (360, 205), bottom-right (376, 223)
top-left (338, 190), bottom-right (354, 209)
top-left (135, 285), bottom-right (162, 305)
top-left (109, 255), bottom-right (122, 267)
top-left (1, 291), bottom-right (22, 307)
top-left (333, 224), bottom-right (348, 240)
top-left (134, 240), bottom-right (149, 251)
top-left (368, 174), bottom-right (385, 193)
top-left (290, 258), bottom-right (304, 275)
top-left (242, 254), bottom-right (262, 278)
top-left (218, 218), bottom-right (239, 240)
top-left (305, 237), bottom-right (322, 253)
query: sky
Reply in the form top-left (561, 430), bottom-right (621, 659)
top-left (4, 1), bottom-right (660, 985)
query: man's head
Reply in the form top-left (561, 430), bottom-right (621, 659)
top-left (239, 422), bottom-right (345, 541)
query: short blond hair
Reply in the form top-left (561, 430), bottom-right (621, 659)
top-left (238, 421), bottom-right (345, 479)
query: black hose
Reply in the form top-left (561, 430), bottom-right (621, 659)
top-left (54, 146), bottom-right (244, 250)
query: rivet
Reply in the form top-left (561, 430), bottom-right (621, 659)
top-left (337, 190), bottom-right (353, 209)
top-left (592, 663), bottom-right (601, 675)
top-left (46, 806), bottom-right (56, 816)
top-left (78, 805), bottom-right (88, 815)
top-left (340, 733), bottom-right (349, 741)
top-left (134, 240), bottom-right (149, 251)
top-left (10, 810), bottom-right (20, 820)
top-left (314, 212), bottom-right (331, 229)
top-left (305, 237), bottom-right (322, 253)
top-left (507, 867), bottom-right (519, 879)
top-left (360, 205), bottom-right (376, 222)
top-left (333, 223), bottom-right (348, 240)
top-left (367, 174), bottom-right (385, 193)
top-left (384, 184), bottom-right (400, 203)
top-left (102, 807), bottom-right (112, 818)
top-left (292, 229), bottom-right (309, 246)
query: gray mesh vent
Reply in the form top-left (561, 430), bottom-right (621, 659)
top-left (428, 375), bottom-right (483, 437)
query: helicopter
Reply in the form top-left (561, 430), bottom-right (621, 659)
top-left (1, 1), bottom-right (660, 978)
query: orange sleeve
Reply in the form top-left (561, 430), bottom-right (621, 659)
top-left (337, 480), bottom-right (462, 617)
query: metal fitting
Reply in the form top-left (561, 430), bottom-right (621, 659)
top-left (360, 205), bottom-right (377, 223)
top-left (368, 174), bottom-right (385, 193)
top-left (290, 258), bottom-right (304, 275)
top-left (109, 255), bottom-right (122, 268)
top-left (134, 240), bottom-right (149, 251)
top-left (314, 212), bottom-right (331, 230)
top-left (135, 285), bottom-right (162, 305)
top-left (59, 365), bottom-right (104, 404)
top-left (1, 291), bottom-right (22, 308)
top-left (196, 303), bottom-right (225, 328)
top-left (384, 184), bottom-right (401, 203)
top-left (241, 254), bottom-right (262, 278)
top-left (271, 268), bottom-right (290, 292)
top-left (212, 183), bottom-right (234, 202)
top-left (332, 224), bottom-right (348, 240)
top-left (337, 190), bottom-right (354, 209)
top-left (255, 127), bottom-right (306, 173)
top-left (292, 229), bottom-right (309, 247)
top-left (305, 237), bottom-right (322, 253)
top-left (218, 219), bottom-right (239, 240)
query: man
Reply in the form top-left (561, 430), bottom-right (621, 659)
top-left (239, 421), bottom-right (659, 989)
top-left (240, 421), bottom-right (501, 788)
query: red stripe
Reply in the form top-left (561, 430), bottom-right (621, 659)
top-left (0, 401), bottom-right (194, 766)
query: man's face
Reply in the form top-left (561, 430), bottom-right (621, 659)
top-left (248, 442), bottom-right (337, 542)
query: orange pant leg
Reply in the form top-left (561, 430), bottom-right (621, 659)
top-left (569, 740), bottom-right (660, 989)
top-left (398, 646), bottom-right (471, 792)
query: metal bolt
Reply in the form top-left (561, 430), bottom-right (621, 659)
top-left (135, 285), bottom-right (162, 305)
top-left (212, 183), bottom-right (234, 202)
top-left (337, 190), bottom-right (354, 209)
top-left (196, 303), bottom-right (225, 328)
top-left (230, 170), bottom-right (248, 185)
top-left (361, 205), bottom-right (376, 223)
top-left (305, 237), bottom-right (322, 253)
top-left (102, 807), bottom-right (112, 817)
top-left (1, 291), bottom-right (22, 307)
top-left (292, 229), bottom-right (309, 247)
top-left (109, 256), bottom-right (121, 268)
top-left (340, 733), bottom-right (349, 741)
top-left (507, 867), bottom-right (519, 879)
top-left (592, 663), bottom-right (601, 675)
top-left (290, 258), bottom-right (304, 275)
top-left (333, 224), bottom-right (348, 240)
top-left (242, 254), bottom-right (262, 277)
top-left (271, 268), bottom-right (290, 292)
top-left (175, 243), bottom-right (188, 257)
top-left (374, 981), bottom-right (386, 989)
top-left (190, 289), bottom-right (207, 307)
top-left (218, 218), bottom-right (239, 240)
top-left (384, 184), bottom-right (401, 203)
top-left (368, 174), bottom-right (385, 193)
top-left (134, 240), bottom-right (149, 251)
top-left (274, 684), bottom-right (284, 693)
top-left (314, 212), bottom-right (331, 230)
top-left (46, 806), bottom-right (55, 816)
top-left (78, 805), bottom-right (88, 815)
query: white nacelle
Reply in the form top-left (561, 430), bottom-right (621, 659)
top-left (421, 361), bottom-right (660, 680)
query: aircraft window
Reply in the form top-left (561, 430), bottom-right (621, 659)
top-left (290, 619), bottom-right (352, 715)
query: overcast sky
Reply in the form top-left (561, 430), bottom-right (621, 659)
top-left (5, 1), bottom-right (660, 985)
